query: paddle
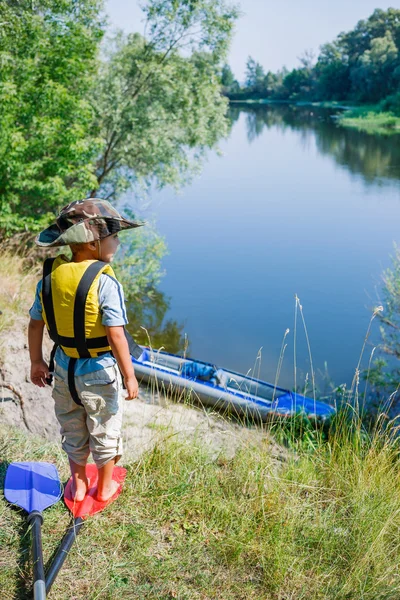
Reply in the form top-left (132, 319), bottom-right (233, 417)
top-left (45, 463), bottom-right (127, 594)
top-left (4, 462), bottom-right (62, 600)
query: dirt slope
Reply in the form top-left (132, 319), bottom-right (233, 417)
top-left (0, 328), bottom-right (286, 464)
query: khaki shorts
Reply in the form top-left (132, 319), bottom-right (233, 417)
top-left (52, 363), bottom-right (124, 469)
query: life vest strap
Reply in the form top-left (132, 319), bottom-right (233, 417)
top-left (74, 261), bottom-right (109, 358)
top-left (42, 258), bottom-right (59, 345)
top-left (42, 257), bottom-right (142, 400)
top-left (125, 329), bottom-right (143, 359)
top-left (56, 335), bottom-right (110, 350)
top-left (46, 343), bottom-right (58, 386)
top-left (42, 258), bottom-right (111, 357)
top-left (67, 358), bottom-right (82, 406)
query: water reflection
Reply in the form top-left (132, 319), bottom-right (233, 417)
top-left (126, 288), bottom-right (186, 354)
top-left (229, 104), bottom-right (400, 184)
top-left (126, 104), bottom-right (400, 380)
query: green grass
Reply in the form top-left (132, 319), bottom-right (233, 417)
top-left (337, 105), bottom-right (400, 135)
top-left (2, 410), bottom-right (400, 600)
top-left (228, 98), bottom-right (400, 135)
top-left (1, 245), bottom-right (399, 598)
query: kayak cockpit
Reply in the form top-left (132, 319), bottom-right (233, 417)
top-left (136, 348), bottom-right (281, 402)
top-left (133, 347), bottom-right (336, 420)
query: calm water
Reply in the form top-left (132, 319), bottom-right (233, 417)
top-left (138, 105), bottom-right (400, 392)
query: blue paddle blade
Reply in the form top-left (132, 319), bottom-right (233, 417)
top-left (4, 462), bottom-right (62, 514)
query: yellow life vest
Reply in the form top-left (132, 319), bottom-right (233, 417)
top-left (41, 255), bottom-right (115, 358)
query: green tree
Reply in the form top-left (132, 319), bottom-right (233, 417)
top-left (245, 56), bottom-right (265, 90)
top-left (233, 8), bottom-right (400, 105)
top-left (221, 63), bottom-right (235, 87)
top-left (342, 8), bottom-right (400, 65)
top-left (220, 63), bottom-right (240, 94)
top-left (351, 31), bottom-right (399, 101)
top-left (0, 0), bottom-right (238, 235)
top-left (338, 8), bottom-right (400, 101)
top-left (364, 246), bottom-right (400, 414)
top-left (315, 42), bottom-right (350, 100)
top-left (380, 91), bottom-right (400, 116)
top-left (262, 71), bottom-right (280, 97)
top-left (282, 67), bottom-right (314, 100)
top-left (0, 0), bottom-right (105, 235)
top-left (91, 0), bottom-right (238, 199)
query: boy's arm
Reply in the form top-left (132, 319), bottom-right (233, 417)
top-left (105, 325), bottom-right (138, 400)
top-left (28, 317), bottom-right (50, 387)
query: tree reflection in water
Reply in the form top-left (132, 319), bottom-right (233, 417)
top-left (125, 288), bottom-right (186, 355)
top-left (229, 104), bottom-right (400, 184)
top-left (124, 104), bottom-right (400, 362)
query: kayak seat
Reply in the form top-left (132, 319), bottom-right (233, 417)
top-left (181, 361), bottom-right (217, 383)
top-left (215, 370), bottom-right (229, 388)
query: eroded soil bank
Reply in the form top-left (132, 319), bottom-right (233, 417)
top-left (0, 326), bottom-right (286, 464)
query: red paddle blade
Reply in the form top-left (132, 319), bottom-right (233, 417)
top-left (64, 464), bottom-right (127, 519)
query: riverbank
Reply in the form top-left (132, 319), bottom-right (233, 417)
top-left (2, 409), bottom-right (400, 598)
top-left (336, 105), bottom-right (400, 135)
top-left (1, 250), bottom-right (400, 598)
top-left (0, 248), bottom-right (271, 458)
top-left (228, 98), bottom-right (356, 109)
top-left (228, 98), bottom-right (400, 135)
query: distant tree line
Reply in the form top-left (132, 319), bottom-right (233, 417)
top-left (221, 8), bottom-right (400, 114)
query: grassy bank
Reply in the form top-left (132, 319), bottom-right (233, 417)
top-left (1, 411), bottom-right (400, 599)
top-left (2, 233), bottom-right (400, 598)
top-left (337, 105), bottom-right (400, 135)
top-left (228, 99), bottom-right (355, 110)
top-left (228, 98), bottom-right (400, 135)
top-left (0, 243), bottom-right (40, 353)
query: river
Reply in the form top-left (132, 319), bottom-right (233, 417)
top-left (137, 104), bottom-right (400, 394)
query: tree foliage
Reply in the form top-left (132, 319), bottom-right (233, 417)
top-left (91, 23), bottom-right (236, 199)
top-left (0, 0), bottom-right (238, 235)
top-left (227, 8), bottom-right (400, 106)
top-left (245, 56), bottom-right (264, 89)
top-left (0, 0), bottom-right (105, 234)
top-left (220, 63), bottom-right (239, 94)
top-left (351, 31), bottom-right (398, 102)
top-left (363, 245), bottom-right (400, 415)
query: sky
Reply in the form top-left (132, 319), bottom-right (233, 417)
top-left (105, 0), bottom-right (397, 80)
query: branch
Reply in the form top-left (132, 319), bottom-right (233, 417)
top-left (379, 315), bottom-right (400, 330)
top-left (91, 129), bottom-right (124, 194)
top-left (126, 21), bottom-right (202, 103)
top-left (381, 345), bottom-right (400, 359)
top-left (90, 159), bottom-right (121, 196)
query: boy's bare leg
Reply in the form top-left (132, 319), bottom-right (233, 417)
top-left (69, 459), bottom-right (89, 501)
top-left (96, 455), bottom-right (121, 502)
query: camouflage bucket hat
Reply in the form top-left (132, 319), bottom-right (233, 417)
top-left (35, 199), bottom-right (144, 247)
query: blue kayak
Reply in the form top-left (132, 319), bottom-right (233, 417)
top-left (132, 347), bottom-right (335, 421)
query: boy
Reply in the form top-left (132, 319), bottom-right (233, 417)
top-left (28, 198), bottom-right (142, 502)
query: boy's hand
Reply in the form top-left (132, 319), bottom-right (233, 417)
top-left (124, 375), bottom-right (139, 400)
top-left (31, 359), bottom-right (50, 388)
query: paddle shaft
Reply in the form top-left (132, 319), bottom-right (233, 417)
top-left (27, 511), bottom-right (46, 600)
top-left (45, 517), bottom-right (84, 594)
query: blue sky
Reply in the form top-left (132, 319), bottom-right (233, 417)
top-left (105, 1), bottom-right (397, 80)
